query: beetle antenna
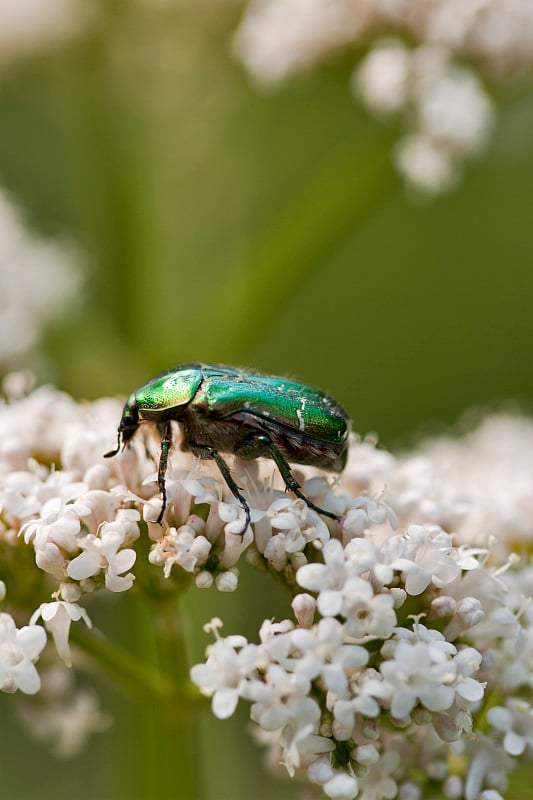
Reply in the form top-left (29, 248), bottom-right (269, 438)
top-left (104, 429), bottom-right (122, 459)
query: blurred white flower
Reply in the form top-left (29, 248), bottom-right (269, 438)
top-left (234, 0), bottom-right (533, 193)
top-left (0, 0), bottom-right (85, 65)
top-left (0, 191), bottom-right (83, 363)
top-left (17, 664), bottom-right (110, 757)
top-left (488, 699), bottom-right (533, 756)
top-left (233, 0), bottom-right (374, 85)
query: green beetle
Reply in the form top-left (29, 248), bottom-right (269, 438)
top-left (105, 363), bottom-right (349, 534)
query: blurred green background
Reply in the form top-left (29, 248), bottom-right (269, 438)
top-left (1, 3), bottom-right (533, 799)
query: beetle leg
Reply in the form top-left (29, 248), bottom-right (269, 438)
top-left (261, 436), bottom-right (341, 523)
top-left (156, 421), bottom-right (172, 525)
top-left (104, 428), bottom-right (122, 459)
top-left (193, 444), bottom-right (251, 536)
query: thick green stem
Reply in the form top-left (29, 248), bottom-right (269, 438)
top-left (71, 590), bottom-right (202, 800)
top-left (70, 623), bottom-right (176, 701)
top-left (140, 595), bottom-right (201, 800)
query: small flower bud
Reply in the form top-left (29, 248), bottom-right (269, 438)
top-left (187, 514), bottom-right (206, 534)
top-left (196, 570), bottom-right (214, 589)
top-left (412, 707), bottom-right (432, 725)
top-left (292, 593), bottom-right (316, 628)
top-left (399, 781), bottom-right (422, 800)
top-left (215, 570), bottom-right (238, 592)
top-left (442, 776), bottom-right (463, 800)
top-left (143, 498), bottom-right (164, 537)
top-left (430, 596), bottom-right (457, 619)
top-left (84, 464), bottom-right (111, 490)
top-left (355, 743), bottom-right (378, 764)
top-left (390, 588), bottom-right (407, 608)
top-left (456, 596), bottom-right (484, 629)
top-left (307, 755), bottom-right (334, 784)
top-left (59, 582), bottom-right (82, 602)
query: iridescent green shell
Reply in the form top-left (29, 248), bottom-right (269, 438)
top-left (133, 363), bottom-right (348, 446)
top-left (198, 368), bottom-right (347, 444)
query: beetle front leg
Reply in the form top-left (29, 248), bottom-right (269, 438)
top-left (156, 420), bottom-right (172, 525)
top-left (259, 436), bottom-right (341, 523)
top-left (193, 444), bottom-right (251, 536)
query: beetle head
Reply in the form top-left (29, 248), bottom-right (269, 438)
top-left (104, 394), bottom-right (140, 458)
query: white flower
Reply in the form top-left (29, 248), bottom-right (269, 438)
top-left (392, 525), bottom-right (463, 596)
top-left (488, 699), bottom-right (533, 756)
top-left (356, 749), bottom-right (400, 800)
top-left (380, 632), bottom-right (458, 718)
top-left (331, 670), bottom-right (391, 739)
top-left (149, 524), bottom-right (211, 577)
top-left (354, 41), bottom-right (411, 114)
top-left (297, 538), bottom-right (348, 595)
top-left (67, 513), bottom-right (138, 592)
top-left (288, 618), bottom-right (368, 698)
top-left (0, 612), bottom-right (46, 694)
top-left (31, 601), bottom-right (91, 667)
top-left (342, 494), bottom-right (397, 541)
top-left (190, 634), bottom-right (264, 719)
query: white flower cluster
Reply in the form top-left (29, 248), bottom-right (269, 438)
top-left (191, 421), bottom-right (533, 799)
top-left (234, 0), bottom-right (533, 193)
top-left (191, 525), bottom-right (501, 799)
top-left (2, 377), bottom-right (533, 796)
top-left (0, 192), bottom-right (82, 364)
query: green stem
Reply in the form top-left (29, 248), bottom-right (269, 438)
top-left (70, 622), bottom-right (186, 703)
top-left (141, 595), bottom-right (202, 800)
top-left (72, 591), bottom-right (203, 800)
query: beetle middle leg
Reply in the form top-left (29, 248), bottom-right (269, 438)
top-left (192, 443), bottom-right (251, 536)
top-left (156, 420), bottom-right (172, 524)
top-left (239, 433), bottom-right (340, 523)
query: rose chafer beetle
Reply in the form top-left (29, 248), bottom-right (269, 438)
top-left (105, 363), bottom-right (349, 534)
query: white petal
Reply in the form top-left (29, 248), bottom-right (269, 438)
top-left (456, 678), bottom-right (485, 702)
top-left (111, 548), bottom-right (136, 574)
top-left (317, 590), bottom-right (344, 617)
top-left (212, 687), bottom-right (240, 719)
top-left (12, 661), bottom-right (41, 695)
top-left (67, 550), bottom-right (101, 580)
top-left (404, 567), bottom-right (432, 596)
top-left (324, 772), bottom-right (358, 800)
top-left (16, 625), bottom-right (47, 661)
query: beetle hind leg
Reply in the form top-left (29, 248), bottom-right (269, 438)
top-left (256, 435), bottom-right (340, 523)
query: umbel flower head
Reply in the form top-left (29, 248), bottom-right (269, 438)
top-left (0, 374), bottom-right (533, 799)
top-left (233, 0), bottom-right (533, 194)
